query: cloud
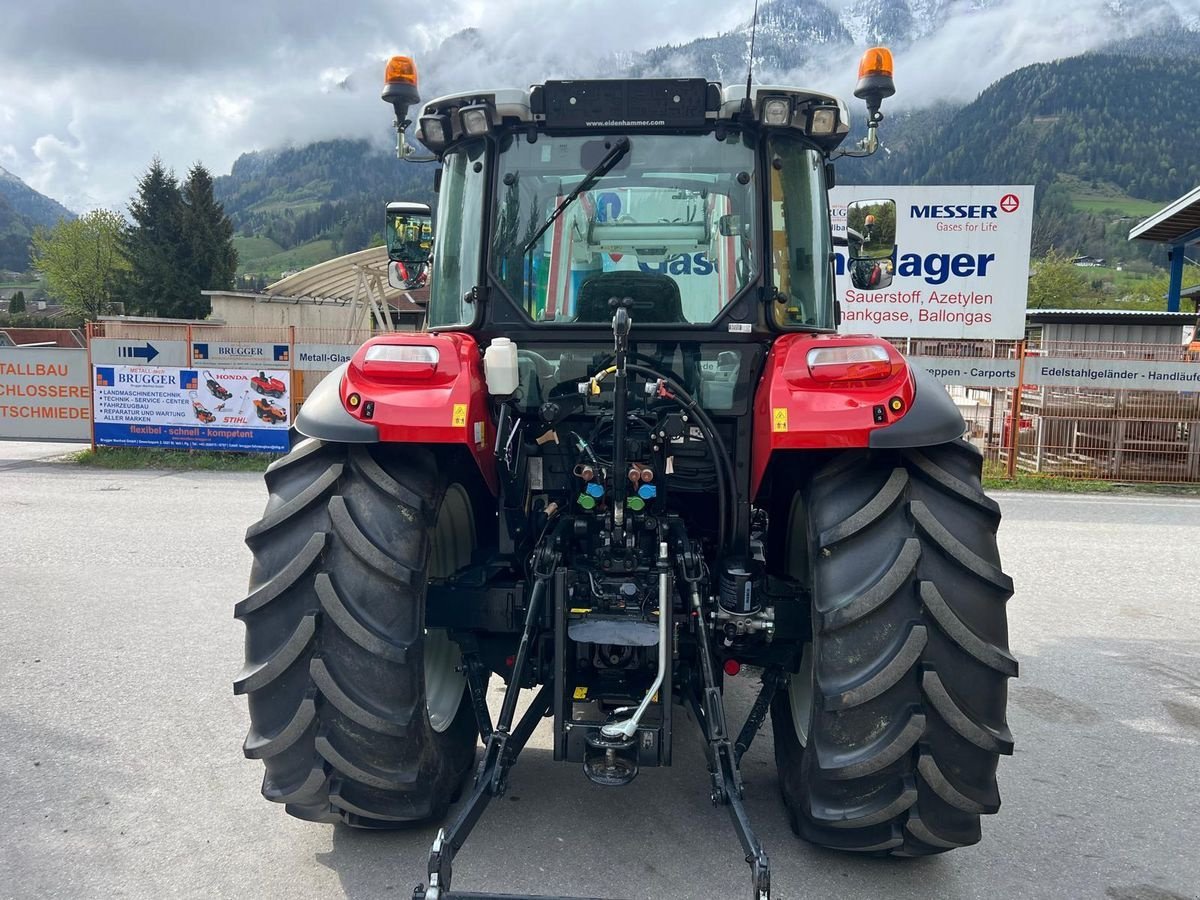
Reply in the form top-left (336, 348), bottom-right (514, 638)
top-left (0, 0), bottom-right (744, 211)
top-left (0, 0), bottom-right (1191, 212)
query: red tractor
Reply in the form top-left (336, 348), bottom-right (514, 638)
top-left (250, 371), bottom-right (286, 398)
top-left (236, 49), bottom-right (1015, 900)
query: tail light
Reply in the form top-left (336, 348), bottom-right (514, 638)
top-left (362, 344), bottom-right (440, 380)
top-left (805, 344), bottom-right (899, 383)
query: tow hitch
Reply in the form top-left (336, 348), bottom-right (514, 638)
top-left (412, 544), bottom-right (776, 900)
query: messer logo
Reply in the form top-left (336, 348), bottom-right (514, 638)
top-left (999, 194), bottom-right (1020, 213)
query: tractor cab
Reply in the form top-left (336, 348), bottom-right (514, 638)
top-left (406, 80), bottom-right (854, 340)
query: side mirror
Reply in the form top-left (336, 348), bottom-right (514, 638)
top-left (846, 199), bottom-right (896, 261)
top-left (847, 198), bottom-right (896, 292)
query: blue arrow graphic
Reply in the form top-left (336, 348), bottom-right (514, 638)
top-left (118, 342), bottom-right (159, 362)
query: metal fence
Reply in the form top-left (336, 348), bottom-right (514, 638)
top-left (896, 337), bottom-right (1200, 483)
top-left (11, 324), bottom-right (1195, 483)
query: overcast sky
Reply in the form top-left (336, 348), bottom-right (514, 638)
top-left (1, 0), bottom-right (1194, 213)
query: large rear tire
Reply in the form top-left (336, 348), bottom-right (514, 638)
top-left (771, 440), bottom-right (1016, 854)
top-left (235, 438), bottom-right (480, 826)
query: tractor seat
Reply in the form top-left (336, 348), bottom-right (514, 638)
top-left (574, 272), bottom-right (685, 324)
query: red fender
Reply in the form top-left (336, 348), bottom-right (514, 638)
top-left (750, 333), bottom-right (917, 498)
top-left (340, 333), bottom-right (498, 494)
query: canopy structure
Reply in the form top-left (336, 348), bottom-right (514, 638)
top-left (1130, 185), bottom-right (1200, 312)
top-left (265, 246), bottom-right (426, 334)
top-left (205, 245), bottom-right (427, 336)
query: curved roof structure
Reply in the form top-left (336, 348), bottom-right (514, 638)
top-left (1129, 185), bottom-right (1200, 245)
top-left (265, 245), bottom-right (424, 309)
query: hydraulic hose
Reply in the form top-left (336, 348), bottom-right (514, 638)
top-left (588, 362), bottom-right (736, 553)
top-left (625, 364), bottom-right (737, 553)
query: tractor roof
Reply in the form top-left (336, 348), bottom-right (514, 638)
top-left (416, 80), bottom-right (851, 152)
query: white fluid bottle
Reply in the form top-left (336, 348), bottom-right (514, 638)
top-left (483, 337), bottom-right (519, 395)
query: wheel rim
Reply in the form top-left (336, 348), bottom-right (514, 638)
top-left (424, 484), bottom-right (473, 733)
top-left (788, 643), bottom-right (814, 748)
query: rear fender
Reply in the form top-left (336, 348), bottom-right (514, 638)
top-left (750, 333), bottom-right (964, 497)
top-left (296, 335), bottom-right (498, 494)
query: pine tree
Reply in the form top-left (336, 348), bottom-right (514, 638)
top-left (120, 158), bottom-right (193, 318)
top-left (9, 290), bottom-right (25, 314)
top-left (180, 163), bottom-right (238, 318)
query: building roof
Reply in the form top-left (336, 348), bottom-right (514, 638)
top-left (263, 245), bottom-right (426, 308)
top-left (1025, 308), bottom-right (1196, 325)
top-left (0, 327), bottom-right (85, 348)
top-left (1129, 184), bottom-right (1200, 244)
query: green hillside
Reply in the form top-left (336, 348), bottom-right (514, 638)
top-left (840, 52), bottom-right (1199, 266)
top-left (0, 168), bottom-right (77, 271)
top-left (214, 139), bottom-right (433, 277)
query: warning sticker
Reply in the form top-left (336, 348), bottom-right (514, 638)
top-left (772, 408), bottom-right (788, 432)
top-left (452, 403), bottom-right (467, 427)
top-left (573, 686), bottom-right (588, 700)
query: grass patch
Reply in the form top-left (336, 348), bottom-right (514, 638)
top-left (1070, 196), bottom-right (1163, 218)
top-left (242, 239), bottom-right (339, 280)
top-left (233, 235), bottom-right (285, 273)
top-left (66, 446), bottom-right (275, 472)
top-left (983, 462), bottom-right (1200, 495)
top-left (1059, 175), bottom-right (1163, 220)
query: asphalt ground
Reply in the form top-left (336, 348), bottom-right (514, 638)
top-left (1, 447), bottom-right (1198, 900)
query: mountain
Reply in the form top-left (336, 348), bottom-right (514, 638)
top-left (633, 2), bottom-right (850, 81)
top-left (630, 0), bottom-right (1193, 82)
top-left (836, 51), bottom-right (1200, 262)
top-left (212, 139), bottom-right (434, 276)
top-left (213, 2), bottom-right (1200, 277)
top-left (842, 52), bottom-right (1200, 200)
top-left (0, 167), bottom-right (76, 272)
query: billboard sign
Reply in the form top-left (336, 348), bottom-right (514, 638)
top-left (191, 341), bottom-right (291, 369)
top-left (0, 347), bottom-right (91, 441)
top-left (92, 365), bottom-right (290, 453)
top-left (294, 343), bottom-right (358, 372)
top-left (910, 354), bottom-right (1200, 391)
top-left (1025, 358), bottom-right (1200, 391)
top-left (830, 186), bottom-right (1035, 340)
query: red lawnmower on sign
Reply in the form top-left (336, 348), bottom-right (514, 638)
top-left (250, 371), bottom-right (286, 398)
top-left (235, 45), bottom-right (1016, 900)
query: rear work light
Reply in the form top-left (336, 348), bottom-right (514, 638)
top-left (362, 343), bottom-right (440, 379)
top-left (806, 344), bottom-right (898, 383)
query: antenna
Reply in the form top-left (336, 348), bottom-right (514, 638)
top-left (742, 0), bottom-right (760, 116)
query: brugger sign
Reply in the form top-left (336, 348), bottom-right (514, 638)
top-left (830, 186), bottom-right (1034, 340)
